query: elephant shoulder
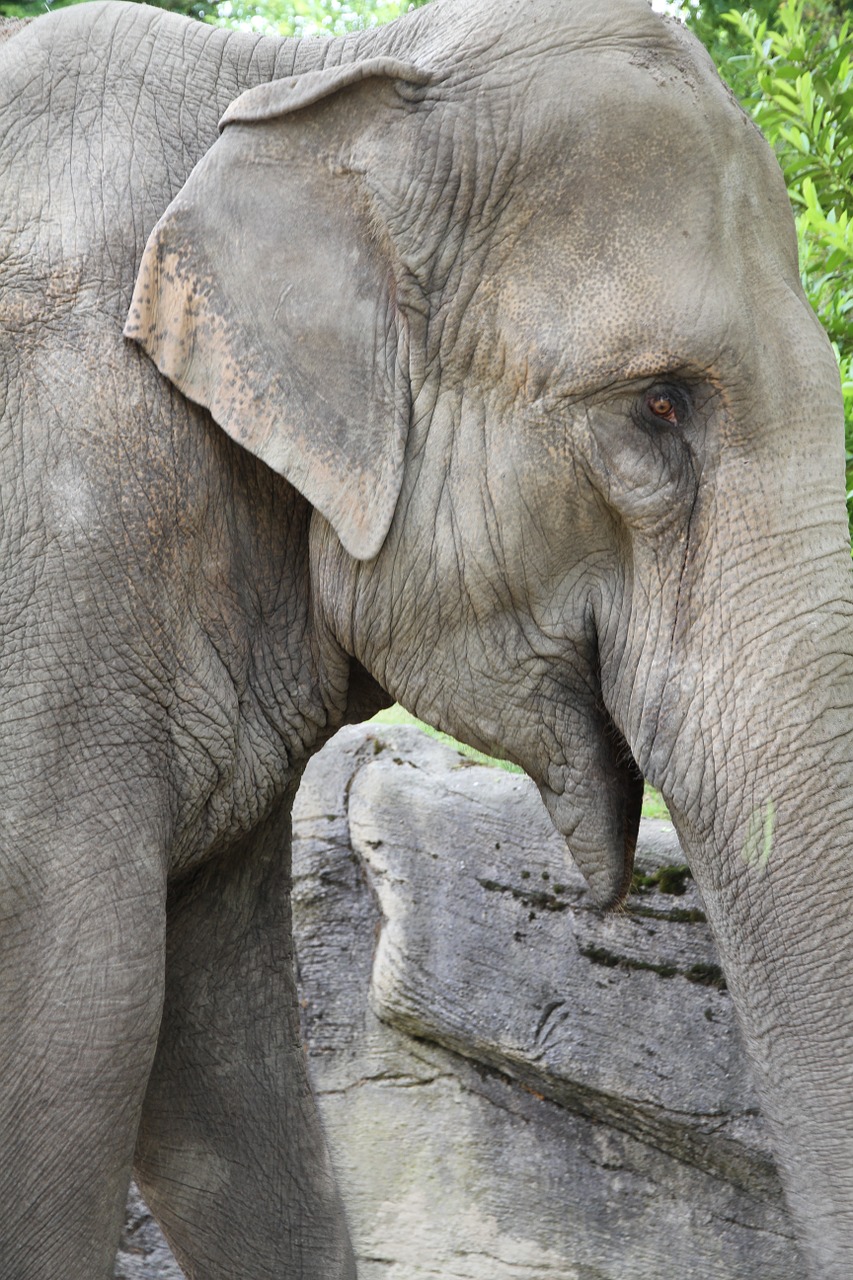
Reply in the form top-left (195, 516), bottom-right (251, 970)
top-left (0, 3), bottom-right (224, 147)
top-left (0, 4), bottom-right (233, 325)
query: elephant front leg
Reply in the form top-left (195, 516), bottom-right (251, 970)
top-left (0, 804), bottom-right (166, 1280)
top-left (134, 802), bottom-right (355, 1280)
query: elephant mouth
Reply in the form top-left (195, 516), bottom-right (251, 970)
top-left (599, 709), bottom-right (644, 907)
top-left (538, 691), bottom-right (644, 910)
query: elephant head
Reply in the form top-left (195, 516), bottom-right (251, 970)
top-left (126, 0), bottom-right (853, 1272)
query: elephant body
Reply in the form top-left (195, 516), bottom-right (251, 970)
top-left (1, 2), bottom-right (852, 1277)
top-left (1, 9), bottom-right (364, 1276)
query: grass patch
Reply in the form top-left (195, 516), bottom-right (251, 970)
top-left (369, 705), bottom-right (669, 821)
top-left (640, 789), bottom-right (670, 822)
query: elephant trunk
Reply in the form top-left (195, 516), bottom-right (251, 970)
top-left (645, 482), bottom-right (853, 1274)
top-left (679, 709), bottom-right (853, 1274)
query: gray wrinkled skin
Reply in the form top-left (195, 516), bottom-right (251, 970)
top-left (0, 1), bottom-right (851, 1276)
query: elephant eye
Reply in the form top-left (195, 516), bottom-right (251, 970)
top-left (639, 385), bottom-right (689, 429)
top-left (648, 394), bottom-right (677, 423)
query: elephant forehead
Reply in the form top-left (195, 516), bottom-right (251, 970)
top-left (490, 215), bottom-right (722, 394)
top-left (476, 58), bottom-right (798, 395)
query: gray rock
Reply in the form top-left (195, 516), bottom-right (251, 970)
top-left (119, 723), bottom-right (806, 1278)
top-left (114, 1185), bottom-right (183, 1280)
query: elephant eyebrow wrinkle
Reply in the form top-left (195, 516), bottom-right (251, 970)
top-left (540, 357), bottom-right (707, 408)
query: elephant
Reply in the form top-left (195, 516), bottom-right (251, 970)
top-left (0, 0), bottom-right (851, 1275)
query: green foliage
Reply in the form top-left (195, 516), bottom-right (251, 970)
top-left (675, 0), bottom-right (784, 68)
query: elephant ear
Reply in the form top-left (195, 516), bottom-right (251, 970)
top-left (124, 57), bottom-right (428, 560)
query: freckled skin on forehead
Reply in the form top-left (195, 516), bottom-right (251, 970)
top-left (473, 42), bottom-right (801, 400)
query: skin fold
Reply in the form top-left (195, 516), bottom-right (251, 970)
top-left (0, 0), bottom-right (851, 1275)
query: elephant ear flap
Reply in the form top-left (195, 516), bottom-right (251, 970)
top-left (124, 58), bottom-right (427, 560)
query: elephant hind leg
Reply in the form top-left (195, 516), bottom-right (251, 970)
top-left (135, 801), bottom-right (355, 1280)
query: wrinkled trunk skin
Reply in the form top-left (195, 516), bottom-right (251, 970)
top-left (686, 756), bottom-right (853, 1277)
top-left (619, 350), bottom-right (853, 1274)
top-left (674, 599), bottom-right (853, 1275)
